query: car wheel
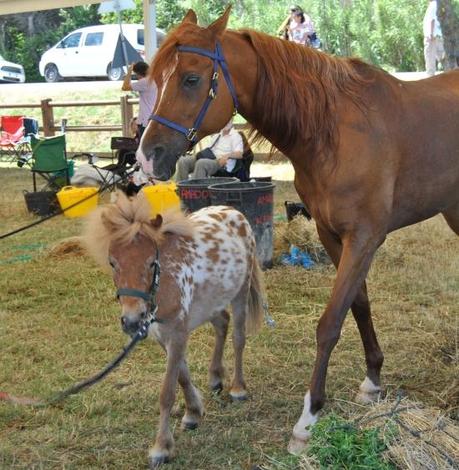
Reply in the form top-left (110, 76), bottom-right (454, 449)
top-left (44, 64), bottom-right (62, 83)
top-left (107, 63), bottom-right (124, 81)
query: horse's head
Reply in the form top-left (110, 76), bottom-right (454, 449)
top-left (139, 7), bottom-right (237, 180)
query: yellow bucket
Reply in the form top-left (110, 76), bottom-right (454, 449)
top-left (141, 182), bottom-right (180, 217)
top-left (57, 186), bottom-right (99, 218)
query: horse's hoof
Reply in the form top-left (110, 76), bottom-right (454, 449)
top-left (287, 436), bottom-right (309, 455)
top-left (355, 390), bottom-right (381, 404)
top-left (230, 390), bottom-right (248, 401)
top-left (356, 377), bottom-right (382, 404)
top-left (211, 382), bottom-right (223, 394)
top-left (148, 455), bottom-right (170, 468)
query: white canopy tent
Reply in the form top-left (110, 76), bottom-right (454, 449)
top-left (0, 0), bottom-right (158, 61)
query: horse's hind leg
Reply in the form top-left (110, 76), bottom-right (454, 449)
top-left (229, 293), bottom-right (249, 400)
top-left (316, 226), bottom-right (384, 403)
top-left (209, 309), bottom-right (230, 393)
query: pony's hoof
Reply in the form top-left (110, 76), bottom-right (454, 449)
top-left (148, 455), bottom-right (170, 468)
top-left (287, 435), bottom-right (309, 455)
top-left (230, 390), bottom-right (248, 401)
top-left (181, 418), bottom-right (199, 431)
top-left (210, 382), bottom-right (223, 394)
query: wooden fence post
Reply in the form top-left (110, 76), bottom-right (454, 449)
top-left (120, 95), bottom-right (134, 137)
top-left (41, 98), bottom-right (55, 136)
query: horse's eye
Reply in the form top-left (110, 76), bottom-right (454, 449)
top-left (183, 74), bottom-right (200, 89)
top-left (108, 258), bottom-right (116, 270)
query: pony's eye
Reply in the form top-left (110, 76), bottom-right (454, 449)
top-left (108, 257), bottom-right (116, 270)
top-left (183, 74), bottom-right (201, 89)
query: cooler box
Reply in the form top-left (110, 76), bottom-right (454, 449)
top-left (57, 186), bottom-right (99, 218)
top-left (141, 182), bottom-right (180, 217)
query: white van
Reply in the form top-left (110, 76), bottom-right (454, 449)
top-left (39, 24), bottom-right (165, 82)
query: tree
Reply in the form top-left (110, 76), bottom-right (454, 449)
top-left (437, 0), bottom-right (459, 69)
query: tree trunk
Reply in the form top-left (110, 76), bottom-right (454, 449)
top-left (437, 0), bottom-right (459, 69)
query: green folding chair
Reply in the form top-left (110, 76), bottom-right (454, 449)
top-left (31, 134), bottom-right (70, 191)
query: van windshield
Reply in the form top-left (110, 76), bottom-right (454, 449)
top-left (58, 32), bottom-right (82, 49)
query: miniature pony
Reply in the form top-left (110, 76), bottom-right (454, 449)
top-left (85, 193), bottom-right (264, 467)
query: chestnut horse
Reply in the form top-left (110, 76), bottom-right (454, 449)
top-left (85, 194), bottom-right (264, 466)
top-left (138, 8), bottom-right (459, 455)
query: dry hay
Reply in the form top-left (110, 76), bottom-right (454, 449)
top-left (48, 236), bottom-right (87, 258)
top-left (274, 215), bottom-right (329, 263)
top-left (356, 396), bottom-right (458, 469)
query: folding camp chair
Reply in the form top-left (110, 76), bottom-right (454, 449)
top-left (16, 117), bottom-right (39, 167)
top-left (70, 136), bottom-right (137, 192)
top-left (30, 134), bottom-right (70, 191)
top-left (0, 115), bottom-right (26, 163)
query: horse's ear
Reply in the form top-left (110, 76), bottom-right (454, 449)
top-left (150, 214), bottom-right (163, 229)
top-left (208, 5), bottom-right (231, 37)
top-left (182, 9), bottom-right (197, 25)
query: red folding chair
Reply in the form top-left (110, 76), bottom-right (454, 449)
top-left (0, 115), bottom-right (26, 163)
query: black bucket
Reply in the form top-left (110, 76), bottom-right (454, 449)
top-left (209, 181), bottom-right (275, 269)
top-left (177, 177), bottom-right (239, 213)
top-left (24, 191), bottom-right (59, 217)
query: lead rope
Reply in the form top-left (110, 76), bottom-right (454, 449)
top-left (3, 258), bottom-right (163, 408)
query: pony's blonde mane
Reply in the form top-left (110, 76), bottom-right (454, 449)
top-left (84, 192), bottom-right (195, 268)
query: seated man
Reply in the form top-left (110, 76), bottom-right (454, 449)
top-left (175, 119), bottom-right (243, 181)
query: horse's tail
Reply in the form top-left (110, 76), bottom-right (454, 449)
top-left (246, 255), bottom-right (265, 335)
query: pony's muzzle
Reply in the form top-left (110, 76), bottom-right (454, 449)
top-left (121, 315), bottom-right (140, 336)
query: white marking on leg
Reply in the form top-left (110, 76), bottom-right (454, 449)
top-left (292, 391), bottom-right (318, 441)
top-left (288, 391), bottom-right (318, 455)
top-left (356, 376), bottom-right (381, 404)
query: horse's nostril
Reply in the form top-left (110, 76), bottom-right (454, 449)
top-left (121, 316), bottom-right (128, 328)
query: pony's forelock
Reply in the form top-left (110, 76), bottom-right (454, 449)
top-left (83, 192), bottom-right (194, 268)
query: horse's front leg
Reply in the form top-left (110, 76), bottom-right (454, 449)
top-left (316, 226), bottom-right (384, 404)
top-left (288, 228), bottom-right (384, 455)
top-left (148, 337), bottom-right (185, 468)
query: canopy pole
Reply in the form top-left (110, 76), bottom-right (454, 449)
top-left (143, 0), bottom-right (157, 63)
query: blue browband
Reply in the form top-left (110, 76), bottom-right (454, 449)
top-left (150, 41), bottom-right (239, 145)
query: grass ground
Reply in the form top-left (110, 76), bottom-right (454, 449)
top-left (0, 166), bottom-right (457, 470)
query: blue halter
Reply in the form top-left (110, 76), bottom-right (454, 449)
top-left (150, 41), bottom-right (239, 145)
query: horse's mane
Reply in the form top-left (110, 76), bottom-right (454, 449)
top-left (237, 29), bottom-right (373, 156)
top-left (149, 21), bottom-right (375, 157)
top-left (84, 192), bottom-right (194, 268)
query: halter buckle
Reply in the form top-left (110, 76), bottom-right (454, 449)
top-left (186, 128), bottom-right (197, 142)
top-left (208, 88), bottom-right (216, 99)
top-left (212, 71), bottom-right (219, 80)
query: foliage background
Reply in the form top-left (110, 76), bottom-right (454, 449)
top-left (0, 0), bottom-right (458, 82)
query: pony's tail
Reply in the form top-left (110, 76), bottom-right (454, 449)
top-left (246, 255), bottom-right (265, 335)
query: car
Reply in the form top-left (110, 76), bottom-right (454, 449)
top-left (0, 54), bottom-right (26, 83)
top-left (39, 24), bottom-right (165, 82)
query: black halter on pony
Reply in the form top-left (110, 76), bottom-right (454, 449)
top-left (150, 42), bottom-right (239, 145)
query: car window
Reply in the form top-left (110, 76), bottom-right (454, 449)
top-left (137, 29), bottom-right (144, 46)
top-left (58, 33), bottom-right (82, 49)
top-left (84, 32), bottom-right (104, 47)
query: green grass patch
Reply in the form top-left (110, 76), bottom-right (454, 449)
top-left (307, 414), bottom-right (396, 469)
